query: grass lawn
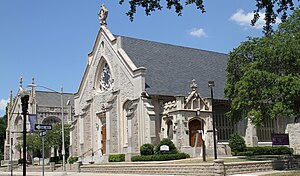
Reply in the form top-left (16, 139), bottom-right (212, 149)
top-left (163, 156), bottom-right (270, 164)
top-left (262, 170), bottom-right (300, 176)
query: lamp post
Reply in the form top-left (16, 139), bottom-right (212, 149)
top-left (20, 88), bottom-right (30, 176)
top-left (27, 84), bottom-right (66, 171)
top-left (208, 80), bottom-right (217, 160)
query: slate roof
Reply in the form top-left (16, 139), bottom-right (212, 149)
top-left (35, 91), bottom-right (74, 107)
top-left (119, 36), bottom-right (229, 100)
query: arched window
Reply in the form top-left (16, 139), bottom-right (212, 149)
top-left (167, 120), bottom-right (173, 140)
top-left (99, 62), bottom-right (112, 91)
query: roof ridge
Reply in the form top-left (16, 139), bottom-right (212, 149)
top-left (35, 90), bottom-right (74, 95)
top-left (116, 34), bottom-right (228, 55)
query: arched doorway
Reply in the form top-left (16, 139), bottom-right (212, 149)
top-left (189, 119), bottom-right (204, 147)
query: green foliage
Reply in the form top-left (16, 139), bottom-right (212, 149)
top-left (228, 133), bottom-right (246, 153)
top-left (27, 133), bottom-right (42, 152)
top-left (0, 106), bottom-right (7, 160)
top-left (118, 0), bottom-right (297, 34)
top-left (225, 9), bottom-right (300, 126)
top-left (108, 154), bottom-right (125, 162)
top-left (154, 138), bottom-right (178, 154)
top-left (131, 152), bottom-right (190, 162)
top-left (234, 146), bottom-right (293, 156)
top-left (140, 143), bottom-right (154, 156)
top-left (245, 146), bottom-right (293, 155)
top-left (44, 123), bottom-right (70, 150)
top-left (68, 156), bottom-right (79, 164)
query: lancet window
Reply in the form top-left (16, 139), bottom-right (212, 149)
top-left (99, 62), bottom-right (112, 91)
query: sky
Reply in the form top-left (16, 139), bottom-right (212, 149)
top-left (0, 0), bottom-right (288, 116)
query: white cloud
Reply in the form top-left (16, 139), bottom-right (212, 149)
top-left (230, 9), bottom-right (265, 29)
top-left (0, 99), bottom-right (9, 112)
top-left (190, 28), bottom-right (207, 38)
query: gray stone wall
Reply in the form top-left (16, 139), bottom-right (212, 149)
top-left (286, 123), bottom-right (300, 155)
top-left (109, 100), bottom-right (119, 153)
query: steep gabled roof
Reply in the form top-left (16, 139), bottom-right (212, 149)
top-left (35, 91), bottom-right (74, 107)
top-left (119, 36), bottom-right (228, 99)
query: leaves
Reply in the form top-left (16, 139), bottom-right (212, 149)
top-left (44, 123), bottom-right (70, 150)
top-left (225, 9), bottom-right (300, 125)
top-left (119, 0), bottom-right (299, 34)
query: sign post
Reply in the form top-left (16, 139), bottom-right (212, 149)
top-left (35, 124), bottom-right (52, 176)
top-left (40, 130), bottom-right (46, 176)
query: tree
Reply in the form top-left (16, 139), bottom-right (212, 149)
top-left (119, 0), bottom-right (298, 34)
top-left (0, 107), bottom-right (7, 160)
top-left (44, 123), bottom-right (70, 156)
top-left (225, 9), bottom-right (300, 126)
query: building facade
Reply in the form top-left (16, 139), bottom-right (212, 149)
top-left (71, 4), bottom-right (235, 163)
top-left (3, 78), bottom-right (74, 162)
top-left (71, 4), bottom-right (300, 163)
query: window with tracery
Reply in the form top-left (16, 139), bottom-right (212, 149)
top-left (99, 63), bottom-right (112, 91)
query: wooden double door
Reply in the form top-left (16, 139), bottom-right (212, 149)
top-left (189, 119), bottom-right (204, 147)
top-left (101, 125), bottom-right (106, 154)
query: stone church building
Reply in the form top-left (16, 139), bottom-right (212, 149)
top-left (71, 5), bottom-right (234, 163)
top-left (70, 4), bottom-right (300, 163)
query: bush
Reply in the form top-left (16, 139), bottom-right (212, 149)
top-left (234, 146), bottom-right (293, 156)
top-left (108, 154), bottom-right (125, 162)
top-left (235, 151), bottom-right (254, 156)
top-left (246, 146), bottom-right (293, 155)
top-left (18, 158), bottom-right (30, 165)
top-left (154, 138), bottom-right (178, 154)
top-left (50, 156), bottom-right (61, 164)
top-left (228, 133), bottom-right (246, 153)
top-left (131, 152), bottom-right (190, 162)
top-left (140, 143), bottom-right (154, 156)
top-left (68, 156), bottom-right (79, 164)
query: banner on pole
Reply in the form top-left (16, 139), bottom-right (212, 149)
top-left (28, 114), bottom-right (37, 133)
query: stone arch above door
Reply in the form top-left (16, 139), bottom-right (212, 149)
top-left (189, 118), bottom-right (204, 147)
top-left (42, 116), bottom-right (61, 124)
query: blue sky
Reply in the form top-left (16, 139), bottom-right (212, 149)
top-left (0, 0), bottom-right (284, 116)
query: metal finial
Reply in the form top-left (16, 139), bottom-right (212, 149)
top-left (32, 77), bottom-right (35, 84)
top-left (98, 3), bottom-right (108, 25)
top-left (20, 76), bottom-right (23, 87)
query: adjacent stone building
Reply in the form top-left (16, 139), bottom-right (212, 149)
top-left (3, 78), bottom-right (75, 162)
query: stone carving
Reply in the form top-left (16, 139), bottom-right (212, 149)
top-left (185, 79), bottom-right (209, 110)
top-left (98, 4), bottom-right (108, 25)
top-left (164, 101), bottom-right (177, 111)
top-left (125, 99), bottom-right (139, 119)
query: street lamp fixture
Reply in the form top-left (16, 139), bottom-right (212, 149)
top-left (208, 80), bottom-right (217, 160)
top-left (27, 84), bottom-right (66, 171)
top-left (19, 87), bottom-right (30, 176)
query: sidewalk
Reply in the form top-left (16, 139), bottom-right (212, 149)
top-left (0, 170), bottom-right (292, 176)
top-left (230, 170), bottom-right (291, 176)
top-left (0, 171), bottom-right (175, 176)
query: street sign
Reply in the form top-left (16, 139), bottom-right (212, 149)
top-left (39, 130), bottom-right (47, 137)
top-left (35, 124), bottom-right (52, 130)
